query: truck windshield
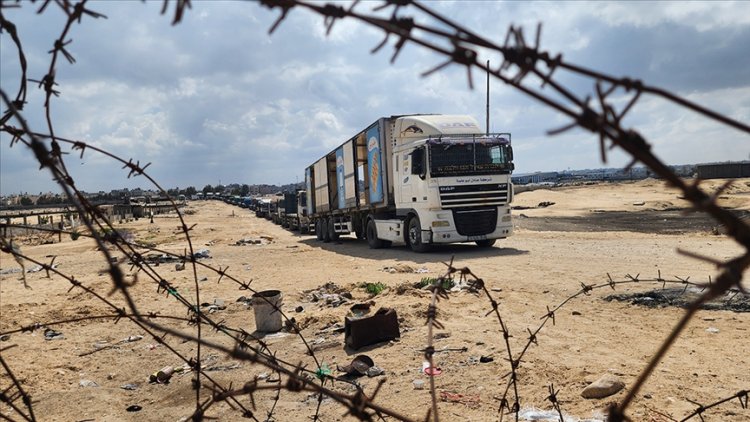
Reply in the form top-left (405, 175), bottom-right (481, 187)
top-left (428, 136), bottom-right (513, 177)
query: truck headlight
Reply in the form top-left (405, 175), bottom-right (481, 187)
top-left (432, 220), bottom-right (450, 228)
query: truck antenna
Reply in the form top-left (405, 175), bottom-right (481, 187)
top-left (485, 59), bottom-right (490, 136)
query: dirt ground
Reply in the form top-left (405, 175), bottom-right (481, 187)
top-left (1, 178), bottom-right (749, 422)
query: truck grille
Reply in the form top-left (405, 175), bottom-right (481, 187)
top-left (439, 183), bottom-right (508, 208)
top-left (452, 208), bottom-right (497, 236)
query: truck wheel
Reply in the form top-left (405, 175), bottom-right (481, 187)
top-left (475, 239), bottom-right (496, 248)
top-left (407, 216), bottom-right (430, 253)
top-left (322, 218), bottom-right (331, 243)
top-left (315, 220), bottom-right (324, 241)
top-left (366, 219), bottom-right (385, 249)
top-left (327, 217), bottom-right (339, 241)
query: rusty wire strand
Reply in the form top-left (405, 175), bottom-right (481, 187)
top-left (2, 0), bottom-right (749, 421)
top-left (256, 2), bottom-right (749, 420)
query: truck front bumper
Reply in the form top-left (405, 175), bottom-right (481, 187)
top-left (423, 207), bottom-right (513, 244)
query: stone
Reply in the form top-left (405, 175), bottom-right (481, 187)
top-left (366, 366), bottom-right (385, 377)
top-left (581, 374), bottom-right (625, 399)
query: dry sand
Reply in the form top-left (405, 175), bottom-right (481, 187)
top-left (1, 179), bottom-right (749, 421)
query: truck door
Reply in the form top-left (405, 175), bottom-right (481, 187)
top-left (400, 147), bottom-right (425, 206)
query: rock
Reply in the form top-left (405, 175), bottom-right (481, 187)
top-left (44, 328), bottom-right (64, 341)
top-left (433, 332), bottom-right (451, 340)
top-left (175, 262), bottom-right (185, 271)
top-left (79, 380), bottom-right (99, 388)
top-left (366, 366), bottom-right (385, 377)
top-left (193, 249), bottom-right (211, 259)
top-left (581, 374), bottom-right (625, 399)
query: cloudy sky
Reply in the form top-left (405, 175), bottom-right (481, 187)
top-left (1, 0), bottom-right (749, 195)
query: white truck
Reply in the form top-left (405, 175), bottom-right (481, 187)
top-left (305, 114), bottom-right (514, 252)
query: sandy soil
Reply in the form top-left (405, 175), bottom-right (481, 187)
top-left (1, 179), bottom-right (749, 422)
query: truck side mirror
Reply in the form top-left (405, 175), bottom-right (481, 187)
top-left (507, 145), bottom-right (514, 162)
top-left (411, 147), bottom-right (426, 179)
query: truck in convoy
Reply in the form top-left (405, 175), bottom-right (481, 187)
top-left (255, 198), bottom-right (272, 219)
top-left (279, 192), bottom-right (299, 229)
top-left (305, 114), bottom-right (514, 252)
top-left (296, 190), bottom-right (313, 234)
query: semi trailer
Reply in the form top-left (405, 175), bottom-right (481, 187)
top-left (305, 114), bottom-right (514, 252)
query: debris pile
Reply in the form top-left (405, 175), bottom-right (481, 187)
top-left (304, 283), bottom-right (353, 308)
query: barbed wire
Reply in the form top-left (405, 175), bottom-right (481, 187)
top-left (252, 1), bottom-right (749, 421)
top-left (1, 0), bottom-right (749, 421)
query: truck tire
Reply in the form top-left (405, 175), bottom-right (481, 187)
top-left (322, 218), bottom-right (331, 243)
top-left (315, 220), bottom-right (323, 241)
top-left (366, 219), bottom-right (386, 249)
top-left (475, 239), bottom-right (496, 248)
top-left (407, 216), bottom-right (430, 253)
top-left (327, 216), bottom-right (339, 241)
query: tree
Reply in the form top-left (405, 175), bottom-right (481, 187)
top-left (240, 184), bottom-right (250, 197)
top-left (20, 196), bottom-right (33, 206)
top-left (183, 186), bottom-right (197, 196)
top-left (202, 184), bottom-right (213, 194)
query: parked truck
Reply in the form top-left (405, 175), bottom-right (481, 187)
top-left (296, 190), bottom-right (313, 234)
top-left (280, 191), bottom-right (299, 229)
top-left (305, 114), bottom-right (514, 252)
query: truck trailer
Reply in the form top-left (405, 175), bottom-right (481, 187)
top-left (305, 114), bottom-right (514, 252)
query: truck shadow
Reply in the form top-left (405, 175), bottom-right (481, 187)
top-left (296, 235), bottom-right (528, 264)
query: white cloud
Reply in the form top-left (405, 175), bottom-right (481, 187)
top-left (592, 1), bottom-right (750, 31)
top-left (1, 0), bottom-right (749, 193)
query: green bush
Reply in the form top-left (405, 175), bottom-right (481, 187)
top-left (361, 282), bottom-right (387, 296)
top-left (416, 277), bottom-right (454, 290)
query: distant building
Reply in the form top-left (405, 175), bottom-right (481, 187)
top-left (512, 172), bottom-right (559, 185)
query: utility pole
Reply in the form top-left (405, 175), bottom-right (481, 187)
top-left (486, 59), bottom-right (490, 136)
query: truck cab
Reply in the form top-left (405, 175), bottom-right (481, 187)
top-left (296, 190), bottom-right (312, 233)
top-left (390, 115), bottom-right (514, 251)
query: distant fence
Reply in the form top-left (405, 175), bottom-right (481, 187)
top-left (697, 161), bottom-right (750, 179)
